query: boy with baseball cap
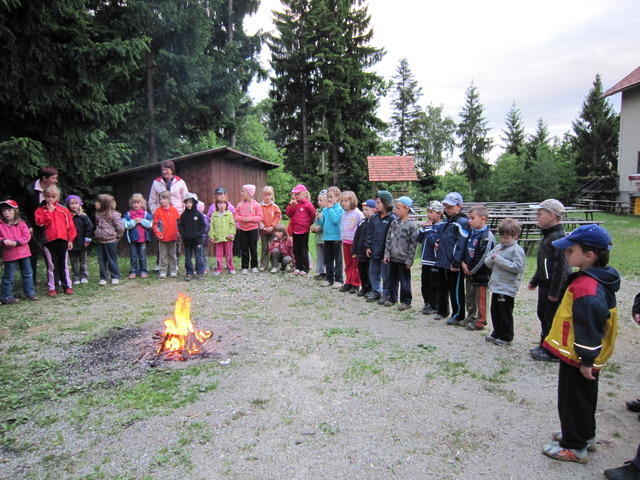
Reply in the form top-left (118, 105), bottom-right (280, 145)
top-left (541, 224), bottom-right (619, 464)
top-left (528, 199), bottom-right (571, 361)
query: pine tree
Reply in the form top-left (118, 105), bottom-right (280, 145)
top-left (456, 82), bottom-right (493, 185)
top-left (571, 74), bottom-right (620, 177)
top-left (0, 0), bottom-right (147, 198)
top-left (390, 58), bottom-right (422, 155)
top-left (501, 102), bottom-right (525, 155)
top-left (269, 0), bottom-right (385, 198)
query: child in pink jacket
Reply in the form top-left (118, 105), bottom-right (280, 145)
top-left (234, 184), bottom-right (263, 274)
top-left (0, 200), bottom-right (36, 303)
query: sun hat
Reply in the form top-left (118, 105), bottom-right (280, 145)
top-left (428, 200), bottom-right (444, 213)
top-left (552, 224), bottom-right (613, 251)
top-left (0, 199), bottom-right (18, 209)
top-left (291, 184), bottom-right (308, 194)
top-left (395, 196), bottom-right (415, 214)
top-left (442, 192), bottom-right (463, 206)
top-left (529, 199), bottom-right (565, 217)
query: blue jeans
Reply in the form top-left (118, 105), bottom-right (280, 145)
top-left (184, 243), bottom-right (204, 275)
top-left (368, 258), bottom-right (390, 297)
top-left (2, 257), bottom-right (35, 301)
top-left (97, 242), bottom-right (120, 280)
top-left (128, 243), bottom-right (148, 275)
top-left (388, 261), bottom-right (412, 304)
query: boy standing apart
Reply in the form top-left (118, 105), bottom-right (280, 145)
top-left (528, 199), bottom-right (570, 361)
top-left (383, 196), bottom-right (418, 310)
top-left (541, 225), bottom-right (619, 464)
top-left (437, 192), bottom-right (469, 325)
top-left (416, 201), bottom-right (445, 315)
top-left (484, 218), bottom-right (525, 345)
top-left (461, 205), bottom-right (495, 330)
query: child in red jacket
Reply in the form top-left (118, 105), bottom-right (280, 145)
top-left (285, 184), bottom-right (316, 275)
top-left (35, 185), bottom-right (77, 296)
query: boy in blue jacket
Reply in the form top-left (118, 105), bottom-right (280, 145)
top-left (461, 205), bottom-right (495, 330)
top-left (364, 190), bottom-right (396, 304)
top-left (417, 201), bottom-right (445, 315)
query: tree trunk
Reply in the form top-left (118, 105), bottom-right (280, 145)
top-left (226, 0), bottom-right (236, 147)
top-left (146, 51), bottom-right (157, 164)
top-left (301, 95), bottom-right (309, 167)
top-left (331, 142), bottom-right (338, 186)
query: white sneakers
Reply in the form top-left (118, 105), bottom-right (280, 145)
top-left (111, 278), bottom-right (119, 285)
top-left (241, 269), bottom-right (249, 275)
top-left (98, 279), bottom-right (107, 286)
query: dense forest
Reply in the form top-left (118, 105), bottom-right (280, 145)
top-left (0, 0), bottom-right (619, 205)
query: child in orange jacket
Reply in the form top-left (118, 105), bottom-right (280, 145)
top-left (259, 185), bottom-right (282, 271)
top-left (153, 191), bottom-right (180, 278)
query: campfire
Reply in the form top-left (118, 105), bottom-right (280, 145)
top-left (154, 293), bottom-right (212, 361)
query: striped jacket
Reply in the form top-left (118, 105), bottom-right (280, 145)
top-left (543, 267), bottom-right (620, 369)
top-left (435, 212), bottom-right (469, 270)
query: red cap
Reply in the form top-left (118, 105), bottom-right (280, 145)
top-left (0, 199), bottom-right (18, 209)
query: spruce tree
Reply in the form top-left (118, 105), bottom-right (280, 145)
top-left (456, 82), bottom-right (493, 185)
top-left (571, 74), bottom-right (619, 177)
top-left (501, 102), bottom-right (525, 155)
top-left (390, 58), bottom-right (422, 156)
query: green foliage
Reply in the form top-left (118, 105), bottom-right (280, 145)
top-left (390, 58), bottom-right (422, 156)
top-left (501, 102), bottom-right (525, 155)
top-left (571, 74), bottom-right (619, 177)
top-left (269, 0), bottom-right (386, 200)
top-left (415, 104), bottom-right (457, 176)
top-left (456, 82), bottom-right (493, 186)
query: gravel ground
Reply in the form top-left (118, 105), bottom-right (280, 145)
top-left (1, 270), bottom-right (639, 480)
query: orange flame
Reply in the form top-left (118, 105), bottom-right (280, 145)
top-left (159, 294), bottom-right (212, 358)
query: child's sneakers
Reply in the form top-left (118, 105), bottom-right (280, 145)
top-left (241, 269), bottom-right (249, 275)
top-left (98, 279), bottom-right (108, 286)
top-left (229, 269), bottom-right (237, 275)
top-left (332, 282), bottom-right (343, 289)
top-left (251, 267), bottom-right (259, 274)
top-left (64, 288), bottom-right (74, 295)
top-left (320, 280), bottom-right (333, 287)
top-left (465, 319), bottom-right (484, 330)
top-left (47, 290), bottom-right (58, 297)
top-left (73, 280), bottom-right (81, 285)
top-left (213, 271), bottom-right (221, 276)
top-left (80, 278), bottom-right (89, 283)
top-left (270, 268), bottom-right (278, 274)
top-left (422, 305), bottom-right (437, 315)
top-left (398, 303), bottom-right (411, 311)
top-left (140, 272), bottom-right (148, 279)
top-left (111, 278), bottom-right (120, 285)
top-left (542, 442), bottom-right (589, 464)
top-left (551, 431), bottom-right (597, 452)
top-left (128, 273), bottom-right (137, 279)
top-left (1, 298), bottom-right (19, 305)
top-left (604, 461), bottom-right (640, 479)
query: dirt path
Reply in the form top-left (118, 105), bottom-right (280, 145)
top-left (1, 272), bottom-right (639, 479)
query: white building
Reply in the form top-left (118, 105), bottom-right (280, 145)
top-left (604, 66), bottom-right (640, 211)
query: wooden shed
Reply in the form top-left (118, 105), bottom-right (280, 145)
top-left (366, 155), bottom-right (418, 197)
top-left (101, 147), bottom-right (280, 214)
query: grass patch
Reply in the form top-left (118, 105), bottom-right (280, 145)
top-left (342, 359), bottom-right (386, 382)
top-left (324, 327), bottom-right (360, 338)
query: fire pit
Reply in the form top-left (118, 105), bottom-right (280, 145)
top-left (153, 293), bottom-right (212, 361)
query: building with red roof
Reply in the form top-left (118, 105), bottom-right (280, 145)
top-left (367, 155), bottom-right (418, 197)
top-left (604, 66), bottom-right (640, 211)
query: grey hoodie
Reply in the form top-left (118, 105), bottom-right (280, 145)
top-left (485, 240), bottom-right (526, 297)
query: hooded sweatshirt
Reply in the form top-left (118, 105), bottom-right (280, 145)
top-left (178, 205), bottom-right (207, 246)
top-left (484, 240), bottom-right (525, 298)
top-left (285, 198), bottom-right (316, 234)
top-left (0, 220), bottom-right (31, 261)
top-left (543, 267), bottom-right (620, 369)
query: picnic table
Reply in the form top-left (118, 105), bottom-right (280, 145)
top-left (515, 219), bottom-right (604, 254)
top-left (579, 198), bottom-right (629, 214)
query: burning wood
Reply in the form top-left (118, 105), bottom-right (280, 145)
top-left (155, 293), bottom-right (212, 361)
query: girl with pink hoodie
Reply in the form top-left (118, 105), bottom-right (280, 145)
top-left (234, 184), bottom-right (263, 274)
top-left (0, 200), bottom-right (36, 303)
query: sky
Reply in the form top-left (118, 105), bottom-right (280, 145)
top-left (245, 0), bottom-right (640, 161)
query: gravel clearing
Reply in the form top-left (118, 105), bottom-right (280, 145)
top-left (1, 271), bottom-right (639, 479)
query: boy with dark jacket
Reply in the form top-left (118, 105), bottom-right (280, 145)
top-left (541, 224), bottom-right (619, 464)
top-left (352, 199), bottom-right (376, 297)
top-left (437, 192), bottom-right (470, 325)
top-left (178, 193), bottom-right (207, 280)
top-left (417, 201), bottom-right (445, 315)
top-left (364, 191), bottom-right (397, 304)
top-left (383, 196), bottom-right (418, 310)
top-left (462, 205), bottom-right (495, 330)
top-left (528, 199), bottom-right (571, 361)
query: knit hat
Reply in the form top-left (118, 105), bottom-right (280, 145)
top-left (0, 199), bottom-right (18, 209)
top-left (363, 199), bottom-right (376, 209)
top-left (529, 199), bottom-right (565, 217)
top-left (552, 224), bottom-right (613, 251)
top-left (242, 184), bottom-right (256, 197)
top-left (376, 190), bottom-right (393, 205)
top-left (291, 184), bottom-right (308, 194)
top-left (65, 195), bottom-right (83, 206)
top-left (428, 200), bottom-right (444, 213)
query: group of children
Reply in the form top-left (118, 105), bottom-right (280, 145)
top-left (0, 180), bottom-right (623, 468)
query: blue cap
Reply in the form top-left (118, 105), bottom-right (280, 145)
top-left (552, 224), bottom-right (613, 251)
top-left (363, 199), bottom-right (376, 209)
top-left (442, 192), bottom-right (463, 206)
top-left (395, 196), bottom-right (415, 213)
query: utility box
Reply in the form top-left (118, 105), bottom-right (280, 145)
top-left (634, 196), bottom-right (640, 216)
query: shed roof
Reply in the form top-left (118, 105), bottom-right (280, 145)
top-left (367, 156), bottom-right (418, 182)
top-left (604, 66), bottom-right (640, 97)
top-left (102, 146), bottom-right (279, 180)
